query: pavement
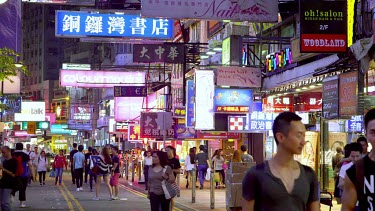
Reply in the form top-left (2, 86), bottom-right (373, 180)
top-left (9, 172), bottom-right (342, 211)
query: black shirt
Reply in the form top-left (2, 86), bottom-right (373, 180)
top-left (112, 155), bottom-right (120, 173)
top-left (242, 161), bottom-right (319, 211)
top-left (85, 152), bottom-right (92, 167)
top-left (0, 158), bottom-right (17, 189)
top-left (70, 149), bottom-right (78, 163)
top-left (168, 157), bottom-right (181, 177)
top-left (346, 155), bottom-right (375, 210)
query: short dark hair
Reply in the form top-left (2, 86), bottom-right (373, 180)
top-left (78, 145), bottom-right (84, 152)
top-left (16, 143), bottom-right (23, 150)
top-left (73, 143), bottom-right (78, 148)
top-left (152, 151), bottom-right (169, 168)
top-left (88, 147), bottom-right (92, 152)
top-left (240, 145), bottom-right (247, 152)
top-left (166, 146), bottom-right (176, 156)
top-left (365, 108), bottom-right (375, 130)
top-left (272, 112), bottom-right (302, 145)
top-left (357, 136), bottom-right (368, 144)
top-left (347, 142), bottom-right (363, 154)
top-left (112, 146), bottom-right (119, 153)
top-left (199, 145), bottom-right (205, 151)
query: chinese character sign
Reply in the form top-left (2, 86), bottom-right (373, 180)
top-left (140, 112), bottom-right (174, 139)
top-left (186, 80), bottom-right (195, 127)
top-left (133, 44), bottom-right (185, 63)
top-left (346, 115), bottom-right (363, 132)
top-left (214, 88), bottom-right (253, 113)
top-left (128, 125), bottom-right (141, 141)
top-left (71, 105), bottom-right (91, 121)
top-left (56, 11), bottom-right (173, 39)
top-left (249, 111), bottom-right (277, 131)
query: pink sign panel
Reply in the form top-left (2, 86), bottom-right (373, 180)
top-left (45, 113), bottom-right (56, 124)
top-left (60, 70), bottom-right (145, 88)
top-left (114, 97), bottom-right (144, 121)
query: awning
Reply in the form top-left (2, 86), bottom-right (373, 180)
top-left (263, 54), bottom-right (339, 90)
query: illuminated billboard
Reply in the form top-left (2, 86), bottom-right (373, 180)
top-left (114, 97), bottom-right (144, 121)
top-left (22, 0), bottom-right (95, 5)
top-left (60, 70), bottom-right (145, 88)
top-left (194, 70), bottom-right (215, 130)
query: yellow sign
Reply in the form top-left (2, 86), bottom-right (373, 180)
top-left (347, 0), bottom-right (355, 47)
top-left (27, 122), bottom-right (36, 134)
top-left (222, 37), bottom-right (231, 65)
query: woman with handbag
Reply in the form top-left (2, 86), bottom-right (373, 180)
top-left (148, 151), bottom-right (175, 211)
top-left (89, 149), bottom-right (99, 192)
top-left (93, 147), bottom-right (113, 201)
top-left (212, 149), bottom-right (225, 188)
top-left (53, 150), bottom-right (68, 186)
top-left (184, 148), bottom-right (196, 188)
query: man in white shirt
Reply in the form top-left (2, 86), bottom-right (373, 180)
top-left (143, 151), bottom-right (152, 190)
top-left (338, 143), bottom-right (362, 190)
top-left (29, 147), bottom-right (39, 182)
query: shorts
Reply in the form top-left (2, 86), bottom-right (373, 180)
top-left (110, 173), bottom-right (120, 186)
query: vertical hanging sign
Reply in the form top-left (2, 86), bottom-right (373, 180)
top-left (322, 76), bottom-right (339, 119)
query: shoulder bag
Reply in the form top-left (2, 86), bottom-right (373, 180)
top-left (161, 166), bottom-right (178, 199)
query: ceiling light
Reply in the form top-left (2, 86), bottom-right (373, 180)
top-left (206, 51), bottom-right (216, 55)
top-left (316, 83), bottom-right (322, 86)
top-left (213, 47), bottom-right (222, 51)
top-left (302, 87), bottom-right (308, 90)
top-left (310, 85), bottom-right (316, 88)
top-left (200, 55), bottom-right (209, 59)
top-left (15, 63), bottom-right (23, 68)
top-left (296, 88), bottom-right (301, 91)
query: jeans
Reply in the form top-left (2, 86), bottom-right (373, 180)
top-left (74, 168), bottom-right (84, 188)
top-left (0, 188), bottom-right (13, 211)
top-left (71, 165), bottom-right (75, 184)
top-left (144, 165), bottom-right (150, 189)
top-left (84, 165), bottom-right (90, 183)
top-left (55, 168), bottom-right (63, 185)
top-left (215, 169), bottom-right (225, 186)
top-left (19, 177), bottom-right (28, 201)
top-left (197, 164), bottom-right (208, 186)
top-left (38, 171), bottom-right (46, 184)
top-left (149, 192), bottom-right (170, 211)
top-left (89, 174), bottom-right (97, 190)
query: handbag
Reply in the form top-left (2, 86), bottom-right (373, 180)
top-left (49, 170), bottom-right (56, 178)
top-left (205, 168), bottom-right (211, 181)
top-left (213, 172), bottom-right (221, 183)
top-left (161, 167), bottom-right (177, 199)
top-left (90, 156), bottom-right (99, 175)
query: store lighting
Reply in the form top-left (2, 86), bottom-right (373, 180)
top-left (213, 47), bottom-right (222, 51)
top-left (316, 83), bottom-right (322, 86)
top-left (309, 85), bottom-right (316, 88)
top-left (15, 63), bottom-right (23, 68)
top-left (206, 51), bottom-right (216, 55)
top-left (283, 93), bottom-right (288, 95)
top-left (296, 88), bottom-right (301, 91)
top-left (200, 55), bottom-right (209, 59)
top-left (302, 87), bottom-right (308, 90)
top-left (0, 0), bottom-right (8, 4)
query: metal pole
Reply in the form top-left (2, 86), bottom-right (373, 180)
top-left (210, 170), bottom-right (215, 209)
top-left (138, 161), bottom-right (144, 184)
top-left (126, 159), bottom-right (129, 180)
top-left (176, 173), bottom-right (180, 197)
top-left (192, 169), bottom-right (196, 203)
top-left (131, 160), bottom-right (135, 182)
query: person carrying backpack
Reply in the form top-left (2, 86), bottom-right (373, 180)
top-left (0, 146), bottom-right (18, 210)
top-left (13, 143), bottom-right (34, 208)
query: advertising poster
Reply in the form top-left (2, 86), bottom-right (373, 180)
top-left (194, 70), bottom-right (215, 130)
top-left (0, 0), bottom-right (21, 53)
top-left (327, 132), bottom-right (347, 191)
top-left (322, 76), bottom-right (339, 119)
top-left (186, 80), bottom-right (195, 127)
top-left (300, 0), bottom-right (347, 53)
top-left (295, 132), bottom-right (318, 171)
top-left (339, 71), bottom-right (358, 116)
top-left (214, 88), bottom-right (253, 113)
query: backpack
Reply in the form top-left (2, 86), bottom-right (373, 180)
top-left (14, 154), bottom-right (29, 177)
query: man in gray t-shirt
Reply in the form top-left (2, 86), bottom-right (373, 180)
top-left (240, 145), bottom-right (254, 163)
top-left (242, 112), bottom-right (319, 211)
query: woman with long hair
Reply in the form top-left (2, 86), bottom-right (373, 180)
top-left (212, 149), bottom-right (225, 188)
top-left (184, 148), bottom-right (196, 188)
top-left (37, 151), bottom-right (47, 186)
top-left (89, 149), bottom-right (99, 192)
top-left (232, 150), bottom-right (242, 163)
top-left (93, 146), bottom-right (113, 201)
top-left (148, 151), bottom-right (175, 211)
top-left (53, 150), bottom-right (67, 186)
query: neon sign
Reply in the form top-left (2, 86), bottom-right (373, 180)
top-left (265, 48), bottom-right (293, 74)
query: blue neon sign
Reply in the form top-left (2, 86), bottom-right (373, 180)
top-left (56, 11), bottom-right (174, 39)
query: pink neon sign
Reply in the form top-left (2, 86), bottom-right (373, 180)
top-left (114, 97), bottom-right (144, 121)
top-left (60, 70), bottom-right (145, 88)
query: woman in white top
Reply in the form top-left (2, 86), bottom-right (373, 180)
top-left (212, 149), bottom-right (225, 188)
top-left (37, 151), bottom-right (48, 186)
top-left (184, 148), bottom-right (196, 188)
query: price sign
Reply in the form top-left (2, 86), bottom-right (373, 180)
top-left (339, 72), bottom-right (358, 116)
top-left (322, 76), bottom-right (339, 119)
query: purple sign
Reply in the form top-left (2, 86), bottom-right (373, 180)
top-left (133, 44), bottom-right (185, 63)
top-left (174, 123), bottom-right (196, 139)
top-left (60, 70), bottom-right (145, 88)
top-left (0, 0), bottom-right (21, 53)
top-left (114, 86), bottom-right (147, 97)
top-left (186, 80), bottom-right (194, 127)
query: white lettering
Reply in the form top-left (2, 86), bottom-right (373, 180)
top-left (365, 175), bottom-right (374, 194)
top-left (62, 73), bottom-right (144, 84)
top-left (303, 39), bottom-right (346, 47)
top-left (368, 196), bottom-right (374, 211)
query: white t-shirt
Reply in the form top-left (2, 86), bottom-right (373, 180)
top-left (37, 156), bottom-right (48, 172)
top-left (184, 155), bottom-right (196, 171)
top-left (212, 156), bottom-right (224, 170)
top-left (339, 162), bottom-right (353, 179)
top-left (144, 157), bottom-right (153, 166)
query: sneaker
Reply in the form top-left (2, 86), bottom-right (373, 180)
top-left (79, 187), bottom-right (83, 191)
top-left (43, 182), bottom-right (45, 185)
top-left (40, 183), bottom-right (42, 186)
top-left (108, 197), bottom-right (113, 201)
top-left (76, 188), bottom-right (80, 192)
top-left (112, 196), bottom-right (119, 200)
top-left (20, 204), bottom-right (27, 208)
top-left (92, 197), bottom-right (100, 201)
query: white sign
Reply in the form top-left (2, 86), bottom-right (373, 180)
top-left (141, 0), bottom-right (278, 22)
top-left (216, 66), bottom-right (261, 87)
top-left (195, 70), bottom-right (215, 130)
top-left (62, 63), bottom-right (91, 70)
top-left (14, 102), bottom-right (46, 121)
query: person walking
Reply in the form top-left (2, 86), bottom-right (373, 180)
top-left (212, 149), bottom-right (225, 188)
top-left (93, 146), bottom-right (113, 201)
top-left (240, 145), bottom-right (254, 163)
top-left (341, 108), bottom-right (375, 210)
top-left (24, 144), bottom-right (33, 185)
top-left (0, 146), bottom-right (18, 211)
top-left (332, 146), bottom-right (344, 204)
top-left (242, 112), bottom-right (319, 211)
top-left (84, 147), bottom-right (92, 184)
top-left (73, 145), bottom-right (85, 192)
top-left (184, 148), bottom-right (196, 189)
top-left (53, 150), bottom-right (68, 186)
top-left (194, 145), bottom-right (210, 190)
top-left (14, 143), bottom-right (35, 208)
top-left (30, 147), bottom-right (39, 183)
top-left (110, 146), bottom-right (120, 200)
top-left (70, 143), bottom-right (78, 184)
top-left (147, 151), bottom-right (175, 211)
top-left (37, 151), bottom-right (48, 186)
top-left (166, 146), bottom-right (181, 210)
top-left (88, 149), bottom-right (99, 192)
top-left (144, 150), bottom-right (152, 190)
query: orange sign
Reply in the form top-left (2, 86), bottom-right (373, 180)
top-left (339, 72), bottom-right (358, 116)
top-left (216, 106), bottom-right (249, 112)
